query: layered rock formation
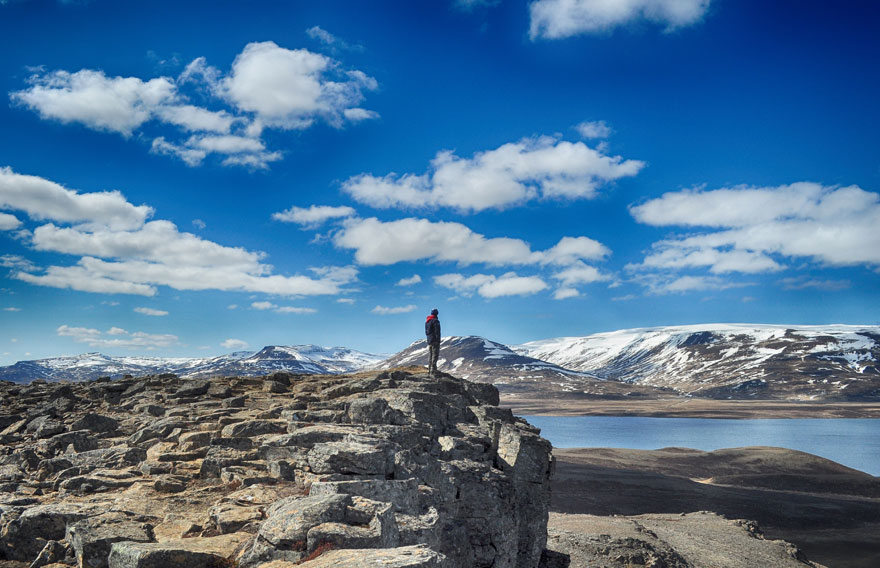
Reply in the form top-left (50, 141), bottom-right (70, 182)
top-left (0, 368), bottom-right (553, 568)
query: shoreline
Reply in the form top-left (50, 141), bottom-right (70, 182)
top-left (501, 396), bottom-right (880, 419)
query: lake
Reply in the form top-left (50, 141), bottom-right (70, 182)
top-left (522, 416), bottom-right (880, 477)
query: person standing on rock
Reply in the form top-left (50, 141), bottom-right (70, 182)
top-left (425, 308), bottom-right (441, 375)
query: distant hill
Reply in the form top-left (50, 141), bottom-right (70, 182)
top-left (0, 345), bottom-right (385, 383)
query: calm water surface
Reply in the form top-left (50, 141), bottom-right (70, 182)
top-left (523, 416), bottom-right (880, 477)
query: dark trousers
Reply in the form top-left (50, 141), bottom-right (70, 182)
top-left (428, 342), bottom-right (440, 373)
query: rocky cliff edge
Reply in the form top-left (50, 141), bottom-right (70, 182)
top-left (0, 368), bottom-right (553, 568)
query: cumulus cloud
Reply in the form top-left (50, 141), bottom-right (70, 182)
top-left (219, 41), bottom-right (378, 130)
top-left (342, 135), bottom-right (644, 213)
top-left (0, 166), bottom-right (151, 230)
top-left (630, 182), bottom-right (880, 272)
top-left (435, 272), bottom-right (548, 298)
top-left (529, 0), bottom-right (711, 39)
top-left (334, 217), bottom-right (610, 268)
top-left (2, 169), bottom-right (357, 297)
top-left (0, 212), bottom-right (22, 231)
top-left (553, 287), bottom-right (580, 300)
top-left (371, 304), bottom-right (418, 315)
top-left (11, 41), bottom-right (377, 168)
top-left (10, 69), bottom-right (176, 136)
top-left (396, 274), bottom-right (422, 286)
top-left (134, 307), bottom-right (168, 316)
top-left (272, 204), bottom-right (357, 227)
top-left (151, 134), bottom-right (282, 169)
top-left (552, 261), bottom-right (610, 286)
top-left (221, 338), bottom-right (249, 350)
top-left (57, 324), bottom-right (177, 350)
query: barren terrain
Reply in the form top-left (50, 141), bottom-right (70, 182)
top-left (549, 447), bottom-right (880, 568)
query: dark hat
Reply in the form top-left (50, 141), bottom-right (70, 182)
top-left (431, 308), bottom-right (439, 315)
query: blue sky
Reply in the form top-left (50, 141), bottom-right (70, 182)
top-left (1, 0), bottom-right (879, 361)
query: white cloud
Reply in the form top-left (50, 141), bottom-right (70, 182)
top-left (2, 307), bottom-right (21, 312)
top-left (306, 26), bottom-right (338, 45)
top-left (12, 41), bottom-right (377, 168)
top-left (342, 135), bottom-right (644, 212)
top-left (779, 277), bottom-right (851, 291)
top-left (57, 324), bottom-right (178, 350)
top-left (541, 236), bottom-right (610, 265)
top-left (272, 204), bottom-right (357, 227)
top-left (305, 26), bottom-right (364, 52)
top-left (251, 300), bottom-right (316, 314)
top-left (192, 219), bottom-right (206, 229)
top-left (635, 246), bottom-right (783, 274)
top-left (1, 166), bottom-right (152, 230)
top-left (274, 306), bottom-right (317, 314)
top-left (219, 41), bottom-right (378, 130)
top-left (529, 0), bottom-right (711, 39)
top-left (154, 105), bottom-right (235, 133)
top-left (10, 69), bottom-right (177, 136)
top-left (151, 134), bottom-right (282, 169)
top-left (4, 171), bottom-right (358, 297)
top-left (334, 216), bottom-right (610, 270)
top-left (552, 261), bottom-right (610, 286)
top-left (1, 254), bottom-right (36, 271)
top-left (396, 274), bottom-right (422, 286)
top-left (0, 212), bottom-right (21, 231)
top-left (342, 108), bottom-right (380, 122)
top-left (134, 307), bottom-right (168, 316)
top-left (221, 338), bottom-right (249, 350)
top-left (575, 120), bottom-right (611, 139)
top-left (371, 304), bottom-right (418, 315)
top-left (630, 182), bottom-right (880, 271)
top-left (633, 274), bottom-right (754, 295)
top-left (553, 287), bottom-right (580, 300)
top-left (435, 272), bottom-right (548, 298)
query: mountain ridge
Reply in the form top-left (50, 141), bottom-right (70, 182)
top-left (3, 323), bottom-right (879, 401)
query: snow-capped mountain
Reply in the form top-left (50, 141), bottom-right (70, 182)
top-left (375, 335), bottom-right (673, 398)
top-left (0, 345), bottom-right (385, 383)
top-left (4, 325), bottom-right (878, 401)
top-left (514, 324), bottom-right (880, 400)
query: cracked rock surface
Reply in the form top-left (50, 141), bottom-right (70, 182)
top-left (0, 369), bottom-right (553, 567)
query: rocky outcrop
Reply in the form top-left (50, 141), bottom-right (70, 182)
top-left (0, 369), bottom-right (554, 568)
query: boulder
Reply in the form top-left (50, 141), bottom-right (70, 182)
top-left (71, 413), bottom-right (120, 434)
top-left (221, 420), bottom-right (288, 438)
top-left (108, 533), bottom-right (248, 568)
top-left (66, 511), bottom-right (154, 568)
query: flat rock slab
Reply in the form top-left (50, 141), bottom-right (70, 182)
top-left (547, 511), bottom-right (827, 568)
top-left (108, 533), bottom-right (249, 568)
top-left (295, 544), bottom-right (448, 567)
